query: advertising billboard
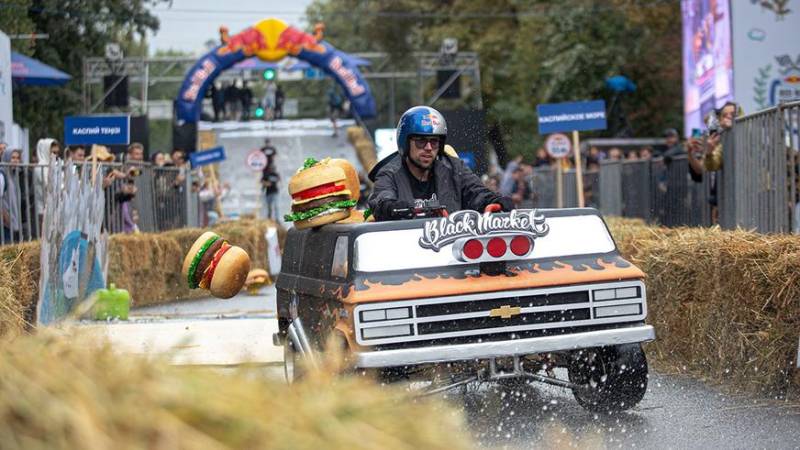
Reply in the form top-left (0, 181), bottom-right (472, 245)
top-left (681, 0), bottom-right (734, 136)
top-left (0, 31), bottom-right (12, 145)
top-left (731, 1), bottom-right (800, 114)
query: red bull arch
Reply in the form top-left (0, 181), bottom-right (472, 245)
top-left (176, 19), bottom-right (376, 124)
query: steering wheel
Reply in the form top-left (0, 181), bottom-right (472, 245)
top-left (391, 204), bottom-right (449, 219)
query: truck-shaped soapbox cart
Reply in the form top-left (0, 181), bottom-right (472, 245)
top-left (276, 208), bottom-right (655, 411)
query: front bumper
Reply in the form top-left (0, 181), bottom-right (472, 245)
top-left (353, 324), bottom-right (655, 368)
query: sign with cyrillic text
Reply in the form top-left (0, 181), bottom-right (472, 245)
top-left (537, 100), bottom-right (607, 134)
top-left (64, 115), bottom-right (130, 145)
top-left (189, 146), bottom-right (226, 168)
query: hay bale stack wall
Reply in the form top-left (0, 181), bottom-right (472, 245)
top-left (0, 220), bottom-right (284, 334)
top-left (605, 217), bottom-right (800, 397)
top-left (0, 332), bottom-right (472, 450)
top-left (0, 216), bottom-right (797, 396)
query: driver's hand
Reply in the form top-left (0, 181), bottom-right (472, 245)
top-left (497, 196), bottom-right (515, 212)
top-left (386, 199), bottom-right (414, 220)
top-left (484, 203), bottom-right (502, 213)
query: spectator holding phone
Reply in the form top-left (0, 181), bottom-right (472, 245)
top-left (702, 102), bottom-right (738, 172)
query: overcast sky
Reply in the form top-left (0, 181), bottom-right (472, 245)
top-left (148, 0), bottom-right (314, 55)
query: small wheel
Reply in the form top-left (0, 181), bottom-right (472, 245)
top-left (283, 339), bottom-right (304, 384)
top-left (568, 343), bottom-right (648, 412)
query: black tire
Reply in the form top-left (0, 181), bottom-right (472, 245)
top-left (283, 339), bottom-right (305, 384)
top-left (568, 343), bottom-right (648, 412)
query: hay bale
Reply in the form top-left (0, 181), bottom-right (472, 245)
top-left (0, 332), bottom-right (473, 450)
top-left (346, 126), bottom-right (377, 174)
top-left (0, 220), bottom-right (286, 334)
top-left (607, 220), bottom-right (800, 397)
top-left (0, 242), bottom-right (40, 334)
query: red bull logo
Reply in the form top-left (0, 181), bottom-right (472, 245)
top-left (328, 56), bottom-right (365, 96)
top-left (217, 27), bottom-right (269, 57)
top-left (182, 59), bottom-right (217, 102)
top-left (276, 25), bottom-right (327, 56)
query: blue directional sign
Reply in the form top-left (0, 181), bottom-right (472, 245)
top-left (536, 100), bottom-right (607, 134)
top-left (189, 146), bottom-right (226, 168)
top-left (64, 115), bottom-right (130, 145)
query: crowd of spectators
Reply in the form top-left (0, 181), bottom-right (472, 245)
top-left (208, 79), bottom-right (285, 122)
top-left (479, 101), bottom-right (746, 219)
top-left (0, 140), bottom-right (232, 245)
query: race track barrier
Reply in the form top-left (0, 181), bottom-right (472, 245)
top-left (0, 162), bottom-right (201, 246)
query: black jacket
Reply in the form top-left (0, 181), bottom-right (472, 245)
top-left (368, 154), bottom-right (501, 220)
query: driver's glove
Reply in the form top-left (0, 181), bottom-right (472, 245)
top-left (377, 199), bottom-right (414, 221)
top-left (496, 196), bottom-right (515, 212)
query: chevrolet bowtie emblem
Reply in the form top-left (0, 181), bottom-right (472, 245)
top-left (489, 305), bottom-right (522, 319)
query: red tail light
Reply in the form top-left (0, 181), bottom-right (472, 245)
top-left (486, 237), bottom-right (507, 258)
top-left (462, 239), bottom-right (483, 260)
top-left (452, 234), bottom-right (534, 262)
top-left (510, 236), bottom-right (532, 256)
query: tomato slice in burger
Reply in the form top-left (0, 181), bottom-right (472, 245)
top-left (200, 241), bottom-right (231, 289)
top-left (293, 182), bottom-right (345, 200)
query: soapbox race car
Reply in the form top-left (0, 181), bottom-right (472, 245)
top-left (275, 207), bottom-right (655, 412)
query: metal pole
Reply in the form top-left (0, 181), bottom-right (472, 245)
top-left (142, 62), bottom-right (150, 115)
top-left (556, 163), bottom-right (564, 209)
top-left (389, 76), bottom-right (396, 125)
top-left (572, 130), bottom-right (585, 208)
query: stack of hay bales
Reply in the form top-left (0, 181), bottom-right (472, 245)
top-left (606, 219), bottom-right (800, 397)
top-left (0, 331), bottom-right (473, 450)
top-left (0, 242), bottom-right (41, 336)
top-left (346, 126), bottom-right (377, 174)
top-left (0, 220), bottom-right (284, 335)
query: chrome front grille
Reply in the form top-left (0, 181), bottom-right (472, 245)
top-left (353, 281), bottom-right (647, 346)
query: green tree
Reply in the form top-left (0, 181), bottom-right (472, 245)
top-left (304, 0), bottom-right (682, 160)
top-left (10, 0), bottom-right (165, 148)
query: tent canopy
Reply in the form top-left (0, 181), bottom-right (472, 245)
top-left (11, 51), bottom-right (72, 86)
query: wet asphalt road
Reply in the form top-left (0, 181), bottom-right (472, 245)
top-left (135, 290), bottom-right (800, 449)
top-left (451, 370), bottom-right (799, 449)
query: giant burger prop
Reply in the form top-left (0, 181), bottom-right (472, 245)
top-left (284, 158), bottom-right (359, 229)
top-left (182, 231), bottom-right (251, 299)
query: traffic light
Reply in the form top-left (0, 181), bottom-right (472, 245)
top-left (262, 68), bottom-right (276, 81)
top-left (255, 107), bottom-right (265, 118)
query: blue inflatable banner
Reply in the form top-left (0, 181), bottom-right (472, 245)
top-left (175, 20), bottom-right (376, 123)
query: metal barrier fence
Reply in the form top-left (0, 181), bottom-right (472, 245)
top-left (529, 155), bottom-right (713, 227)
top-left (719, 101), bottom-right (799, 233)
top-left (0, 162), bottom-right (201, 246)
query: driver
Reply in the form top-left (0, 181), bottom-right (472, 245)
top-left (368, 106), bottom-right (514, 221)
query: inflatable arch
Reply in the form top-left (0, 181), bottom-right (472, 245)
top-left (175, 18), bottom-right (377, 123)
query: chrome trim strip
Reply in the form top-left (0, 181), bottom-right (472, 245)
top-left (353, 325), bottom-right (656, 368)
top-left (354, 280), bottom-right (647, 346)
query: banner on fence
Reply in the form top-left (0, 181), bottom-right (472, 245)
top-left (536, 100), bottom-right (607, 134)
top-left (64, 115), bottom-right (131, 145)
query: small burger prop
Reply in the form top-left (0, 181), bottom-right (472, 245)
top-left (244, 268), bottom-right (271, 295)
top-left (284, 158), bottom-right (359, 229)
top-left (182, 231), bottom-right (251, 299)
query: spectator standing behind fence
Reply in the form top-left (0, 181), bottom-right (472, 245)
top-left (263, 80), bottom-right (277, 121)
top-left (1, 148), bottom-right (22, 243)
top-left (684, 103), bottom-right (740, 224)
top-left (34, 138), bottom-right (61, 233)
top-left (661, 128), bottom-right (703, 183)
top-left (275, 84), bottom-right (285, 119)
top-left (118, 143), bottom-right (145, 234)
top-left (327, 84), bottom-right (344, 137)
top-left (499, 155), bottom-right (523, 196)
top-left (241, 80), bottom-right (253, 121)
top-left (212, 81), bottom-right (226, 122)
top-left (261, 158), bottom-right (280, 220)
